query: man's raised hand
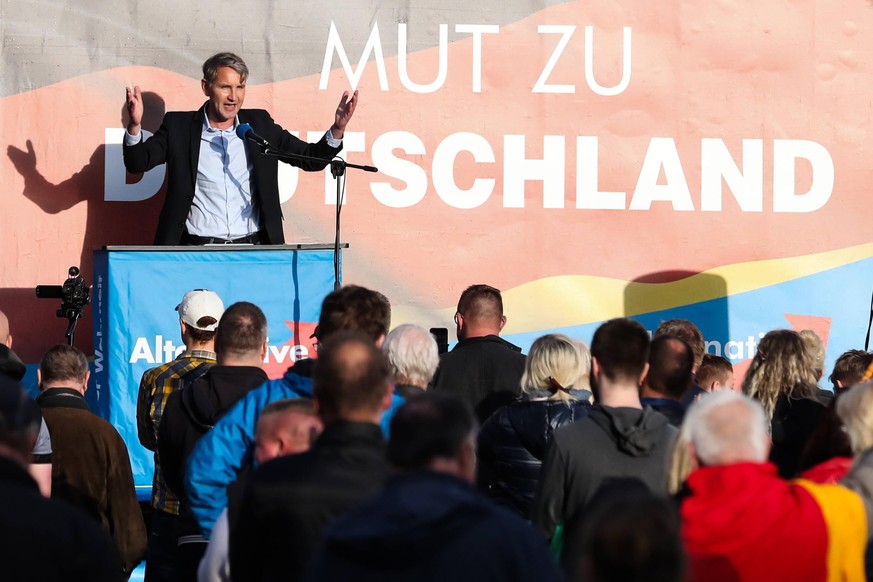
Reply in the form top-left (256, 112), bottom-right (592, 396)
top-left (126, 85), bottom-right (144, 135)
top-left (331, 89), bottom-right (359, 139)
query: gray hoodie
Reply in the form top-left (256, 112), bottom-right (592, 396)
top-left (531, 404), bottom-right (677, 539)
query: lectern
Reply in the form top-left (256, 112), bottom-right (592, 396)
top-left (91, 244), bottom-right (343, 495)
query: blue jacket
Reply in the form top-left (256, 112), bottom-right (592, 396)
top-left (184, 365), bottom-right (405, 537)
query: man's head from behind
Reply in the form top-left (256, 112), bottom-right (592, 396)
top-left (644, 335), bottom-right (694, 400)
top-left (684, 390), bottom-right (769, 467)
top-left (253, 398), bottom-right (323, 465)
top-left (654, 319), bottom-right (704, 372)
top-left (0, 376), bottom-right (42, 466)
top-left (454, 284), bottom-right (506, 340)
top-left (316, 285), bottom-right (391, 346)
top-left (313, 332), bottom-right (392, 425)
top-left (697, 354), bottom-right (735, 392)
top-left (590, 318), bottom-right (650, 393)
top-left (387, 393), bottom-right (477, 483)
top-left (566, 482), bottom-right (685, 582)
top-left (176, 289), bottom-right (224, 347)
top-left (214, 301), bottom-right (267, 366)
top-left (382, 324), bottom-right (440, 388)
top-left (38, 344), bottom-right (89, 394)
top-left (830, 349), bottom-right (873, 394)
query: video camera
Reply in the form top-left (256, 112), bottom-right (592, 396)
top-left (35, 266), bottom-right (90, 345)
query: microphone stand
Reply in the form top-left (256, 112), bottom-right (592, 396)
top-left (259, 146), bottom-right (377, 290)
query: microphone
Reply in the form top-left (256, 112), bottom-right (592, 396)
top-left (236, 123), bottom-right (272, 149)
top-left (237, 123), bottom-right (379, 173)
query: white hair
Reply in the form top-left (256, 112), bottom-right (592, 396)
top-left (683, 390), bottom-right (769, 466)
top-left (382, 324), bottom-right (440, 387)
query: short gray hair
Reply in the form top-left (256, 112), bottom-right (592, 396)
top-left (202, 52), bottom-right (249, 86)
top-left (683, 390), bottom-right (769, 466)
top-left (383, 324), bottom-right (440, 387)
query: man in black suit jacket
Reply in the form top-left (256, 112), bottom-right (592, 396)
top-left (429, 284), bottom-right (527, 423)
top-left (123, 51), bottom-right (358, 245)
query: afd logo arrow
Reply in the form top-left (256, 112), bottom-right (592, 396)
top-left (261, 321), bottom-right (319, 380)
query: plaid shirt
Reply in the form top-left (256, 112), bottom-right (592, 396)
top-left (136, 350), bottom-right (216, 514)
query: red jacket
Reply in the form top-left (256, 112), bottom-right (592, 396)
top-left (800, 457), bottom-right (854, 485)
top-left (681, 462), bottom-right (866, 582)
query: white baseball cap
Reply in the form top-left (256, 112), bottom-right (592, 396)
top-left (176, 289), bottom-right (224, 331)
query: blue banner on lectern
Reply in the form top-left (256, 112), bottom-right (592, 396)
top-left (92, 247), bottom-right (337, 496)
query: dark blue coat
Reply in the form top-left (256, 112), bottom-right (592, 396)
top-left (305, 472), bottom-right (562, 582)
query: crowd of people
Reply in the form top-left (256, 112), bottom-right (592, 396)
top-left (3, 283), bottom-right (873, 581)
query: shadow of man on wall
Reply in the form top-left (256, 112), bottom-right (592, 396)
top-left (6, 92), bottom-right (167, 361)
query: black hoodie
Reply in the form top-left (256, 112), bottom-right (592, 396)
top-left (158, 364), bottom-right (268, 523)
top-left (531, 404), bottom-right (677, 538)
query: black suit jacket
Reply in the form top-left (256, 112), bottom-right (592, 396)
top-left (429, 335), bottom-right (527, 423)
top-left (123, 105), bottom-right (342, 245)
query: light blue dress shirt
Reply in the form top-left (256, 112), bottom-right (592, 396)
top-left (188, 115), bottom-right (258, 239)
top-left (125, 107), bottom-right (342, 240)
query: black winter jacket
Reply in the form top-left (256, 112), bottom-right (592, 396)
top-left (477, 393), bottom-right (591, 518)
top-left (231, 421), bottom-right (390, 582)
top-left (770, 394), bottom-right (825, 478)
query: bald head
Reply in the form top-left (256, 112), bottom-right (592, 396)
top-left (654, 319), bottom-right (704, 371)
top-left (644, 335), bottom-right (694, 400)
top-left (313, 332), bottom-right (392, 423)
top-left (0, 310), bottom-right (10, 348)
top-left (684, 390), bottom-right (769, 466)
top-left (254, 400), bottom-right (323, 465)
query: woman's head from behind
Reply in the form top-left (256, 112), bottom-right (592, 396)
top-left (521, 333), bottom-right (590, 401)
top-left (742, 329), bottom-right (818, 420)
